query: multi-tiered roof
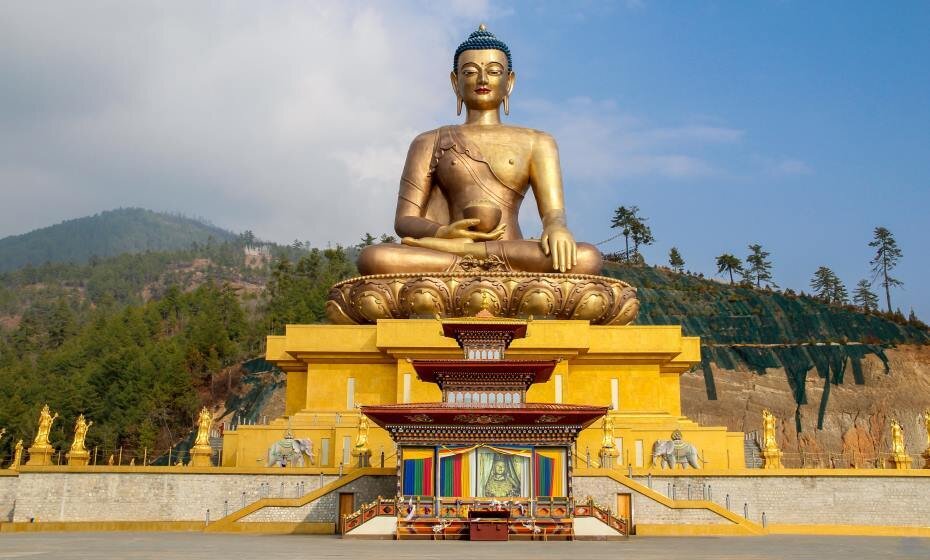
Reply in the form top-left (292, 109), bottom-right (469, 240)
top-left (362, 314), bottom-right (607, 445)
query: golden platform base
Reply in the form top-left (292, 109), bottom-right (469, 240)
top-left (891, 453), bottom-right (912, 470)
top-left (762, 448), bottom-right (783, 469)
top-left (26, 445), bottom-right (55, 466)
top-left (66, 449), bottom-right (89, 467)
top-left (189, 446), bottom-right (214, 467)
top-left (325, 271), bottom-right (639, 325)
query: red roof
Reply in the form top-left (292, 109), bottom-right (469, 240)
top-left (412, 359), bottom-right (558, 385)
top-left (360, 402), bottom-right (607, 429)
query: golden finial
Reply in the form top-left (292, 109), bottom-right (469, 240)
top-left (478, 23), bottom-right (487, 31)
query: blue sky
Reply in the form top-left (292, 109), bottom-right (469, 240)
top-left (0, 1), bottom-right (927, 317)
top-left (497, 1), bottom-right (930, 318)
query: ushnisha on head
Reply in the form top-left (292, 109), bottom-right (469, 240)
top-left (451, 24), bottom-right (516, 116)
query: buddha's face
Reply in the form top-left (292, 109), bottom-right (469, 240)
top-left (493, 461), bottom-right (506, 475)
top-left (451, 49), bottom-right (515, 112)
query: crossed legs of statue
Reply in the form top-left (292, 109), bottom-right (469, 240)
top-left (357, 240), bottom-right (603, 276)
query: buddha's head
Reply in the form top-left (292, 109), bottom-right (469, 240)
top-left (451, 24), bottom-right (515, 115)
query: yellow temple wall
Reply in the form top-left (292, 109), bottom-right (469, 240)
top-left (225, 319), bottom-right (744, 470)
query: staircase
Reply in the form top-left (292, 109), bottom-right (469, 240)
top-left (744, 431), bottom-right (763, 468)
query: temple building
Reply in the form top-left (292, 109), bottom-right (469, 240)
top-left (359, 313), bottom-right (605, 537)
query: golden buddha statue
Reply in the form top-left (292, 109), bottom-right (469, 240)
top-left (358, 25), bottom-right (600, 277)
top-left (327, 26), bottom-right (639, 325)
top-left (70, 414), bottom-right (92, 453)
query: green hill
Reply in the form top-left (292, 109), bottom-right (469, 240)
top-left (0, 208), bottom-right (237, 272)
top-left (602, 262), bottom-right (929, 430)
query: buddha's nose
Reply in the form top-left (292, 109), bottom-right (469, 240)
top-left (477, 70), bottom-right (489, 85)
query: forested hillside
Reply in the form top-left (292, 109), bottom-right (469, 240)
top-left (0, 217), bottom-right (926, 465)
top-left (0, 208), bottom-right (237, 272)
top-left (0, 237), bottom-right (356, 464)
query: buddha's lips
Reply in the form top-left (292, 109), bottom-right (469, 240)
top-left (474, 87), bottom-right (491, 94)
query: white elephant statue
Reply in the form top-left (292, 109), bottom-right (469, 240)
top-left (651, 430), bottom-right (702, 469)
top-left (268, 435), bottom-right (315, 467)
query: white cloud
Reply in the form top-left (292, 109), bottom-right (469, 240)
top-left (0, 2), bottom-right (493, 244)
top-left (519, 97), bottom-right (742, 182)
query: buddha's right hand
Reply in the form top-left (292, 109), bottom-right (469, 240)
top-left (402, 236), bottom-right (486, 257)
top-left (435, 218), bottom-right (506, 241)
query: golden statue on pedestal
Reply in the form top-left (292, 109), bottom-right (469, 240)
top-left (9, 439), bottom-right (23, 471)
top-left (352, 408), bottom-right (372, 467)
top-left (599, 415), bottom-right (619, 465)
top-left (70, 414), bottom-right (92, 453)
top-left (327, 25), bottom-right (638, 325)
top-left (189, 407), bottom-right (215, 467)
top-left (760, 409), bottom-right (783, 469)
top-left (33, 404), bottom-right (58, 449)
top-left (26, 404), bottom-right (58, 466)
top-left (194, 407), bottom-right (213, 448)
top-left (66, 414), bottom-right (93, 466)
top-left (890, 418), bottom-right (910, 470)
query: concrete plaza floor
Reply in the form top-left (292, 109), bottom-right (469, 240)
top-left (1, 533), bottom-right (929, 559)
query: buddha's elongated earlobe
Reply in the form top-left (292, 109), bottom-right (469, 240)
top-left (503, 95), bottom-right (509, 116)
top-left (457, 96), bottom-right (463, 116)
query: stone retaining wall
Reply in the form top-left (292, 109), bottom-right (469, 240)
top-left (575, 473), bottom-right (930, 528)
top-left (8, 471), bottom-right (338, 523)
top-left (241, 476), bottom-right (395, 523)
top-left (0, 475), bottom-right (17, 522)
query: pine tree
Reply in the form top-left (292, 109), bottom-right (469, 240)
top-left (668, 247), bottom-right (685, 273)
top-left (359, 233), bottom-right (376, 247)
top-left (852, 279), bottom-right (879, 312)
top-left (810, 266), bottom-right (847, 304)
top-left (869, 226), bottom-right (903, 312)
top-left (715, 254), bottom-right (743, 285)
top-left (610, 206), bottom-right (650, 262)
top-left (379, 234), bottom-right (398, 244)
top-left (744, 243), bottom-right (776, 288)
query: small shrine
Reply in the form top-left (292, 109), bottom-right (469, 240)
top-left (361, 313), bottom-right (607, 539)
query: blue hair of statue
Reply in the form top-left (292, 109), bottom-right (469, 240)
top-left (453, 25), bottom-right (513, 72)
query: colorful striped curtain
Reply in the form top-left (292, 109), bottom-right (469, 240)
top-left (439, 452), bottom-right (471, 497)
top-left (402, 448), bottom-right (434, 496)
top-left (534, 448), bottom-right (565, 497)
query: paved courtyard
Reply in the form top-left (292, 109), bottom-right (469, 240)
top-left (0, 533), bottom-right (929, 560)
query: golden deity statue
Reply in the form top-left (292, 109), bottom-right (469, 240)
top-left (33, 404), bottom-right (58, 449)
top-left (760, 409), bottom-right (782, 469)
top-left (70, 414), bottom-right (92, 453)
top-left (357, 24), bottom-right (600, 277)
top-left (762, 409), bottom-right (778, 451)
top-left (890, 419), bottom-right (906, 455)
top-left (194, 407), bottom-right (213, 448)
top-left (599, 415), bottom-right (618, 463)
top-left (327, 26), bottom-right (639, 325)
top-left (10, 439), bottom-right (24, 471)
top-left (353, 411), bottom-right (370, 455)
